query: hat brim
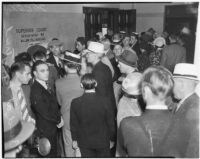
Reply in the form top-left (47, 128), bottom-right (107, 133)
top-left (5, 121), bottom-right (35, 151)
top-left (122, 87), bottom-right (141, 95)
top-left (173, 75), bottom-right (199, 81)
top-left (85, 49), bottom-right (104, 54)
top-left (116, 56), bottom-right (136, 67)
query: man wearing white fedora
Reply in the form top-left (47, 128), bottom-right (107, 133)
top-left (163, 63), bottom-right (199, 158)
top-left (86, 41), bottom-right (117, 156)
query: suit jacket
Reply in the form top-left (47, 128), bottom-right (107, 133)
top-left (118, 109), bottom-right (173, 157)
top-left (110, 57), bottom-right (121, 81)
top-left (56, 73), bottom-right (83, 130)
top-left (30, 80), bottom-right (61, 137)
top-left (47, 53), bottom-right (64, 78)
top-left (163, 93), bottom-right (199, 158)
top-left (47, 63), bottom-right (59, 93)
top-left (92, 61), bottom-right (117, 116)
top-left (70, 92), bottom-right (116, 149)
top-left (160, 43), bottom-right (186, 73)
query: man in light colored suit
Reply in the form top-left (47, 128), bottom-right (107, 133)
top-left (56, 53), bottom-right (83, 157)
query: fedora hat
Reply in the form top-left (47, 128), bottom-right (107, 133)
top-left (62, 51), bottom-right (81, 65)
top-left (173, 63), bottom-right (199, 81)
top-left (86, 41), bottom-right (104, 54)
top-left (117, 50), bottom-right (138, 67)
top-left (122, 72), bottom-right (142, 95)
top-left (3, 101), bottom-right (35, 151)
top-left (111, 33), bottom-right (122, 45)
top-left (153, 37), bottom-right (166, 48)
top-left (48, 39), bottom-right (63, 47)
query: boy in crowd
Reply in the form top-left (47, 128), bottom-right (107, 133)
top-left (70, 74), bottom-right (116, 157)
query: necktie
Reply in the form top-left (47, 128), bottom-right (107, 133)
top-left (17, 89), bottom-right (35, 123)
top-left (46, 82), bottom-right (52, 94)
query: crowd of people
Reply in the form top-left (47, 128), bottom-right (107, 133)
top-left (2, 26), bottom-right (199, 158)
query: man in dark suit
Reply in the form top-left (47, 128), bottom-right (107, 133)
top-left (70, 74), bottom-right (116, 157)
top-left (86, 42), bottom-right (117, 116)
top-left (30, 60), bottom-right (63, 157)
top-left (47, 39), bottom-right (65, 78)
top-left (118, 66), bottom-right (174, 157)
top-left (101, 38), bottom-right (120, 81)
top-left (86, 42), bottom-right (117, 156)
top-left (163, 63), bottom-right (199, 158)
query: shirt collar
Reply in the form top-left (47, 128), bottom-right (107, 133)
top-left (146, 104), bottom-right (168, 110)
top-left (176, 92), bottom-right (194, 111)
top-left (36, 79), bottom-right (48, 89)
top-left (53, 55), bottom-right (60, 65)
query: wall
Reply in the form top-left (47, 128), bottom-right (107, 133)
top-left (3, 3), bottom-right (121, 66)
top-left (133, 2), bottom-right (190, 34)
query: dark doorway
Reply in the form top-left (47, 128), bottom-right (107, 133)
top-left (164, 3), bottom-right (198, 63)
top-left (83, 7), bottom-right (136, 40)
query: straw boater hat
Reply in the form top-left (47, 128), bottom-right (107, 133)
top-left (48, 39), bottom-right (63, 48)
top-left (173, 63), bottom-right (199, 81)
top-left (62, 51), bottom-right (81, 65)
top-left (153, 37), bottom-right (166, 48)
top-left (86, 41), bottom-right (105, 54)
top-left (122, 72), bottom-right (142, 95)
top-left (3, 101), bottom-right (35, 151)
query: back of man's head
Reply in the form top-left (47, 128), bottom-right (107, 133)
top-left (10, 61), bottom-right (30, 79)
top-left (141, 66), bottom-right (174, 101)
top-left (81, 73), bottom-right (97, 90)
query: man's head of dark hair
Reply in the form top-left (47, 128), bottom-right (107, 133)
top-left (32, 60), bottom-right (47, 73)
top-left (81, 73), bottom-right (97, 90)
top-left (15, 52), bottom-right (32, 63)
top-left (10, 61), bottom-right (30, 79)
top-left (33, 50), bottom-right (46, 61)
top-left (76, 37), bottom-right (86, 46)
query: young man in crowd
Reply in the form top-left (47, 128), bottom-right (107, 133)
top-left (47, 39), bottom-right (65, 77)
top-left (118, 66), bottom-right (174, 157)
top-left (160, 33), bottom-right (186, 73)
top-left (56, 53), bottom-right (83, 157)
top-left (33, 50), bottom-right (59, 93)
top-left (30, 60), bottom-right (63, 157)
top-left (70, 74), bottom-right (116, 157)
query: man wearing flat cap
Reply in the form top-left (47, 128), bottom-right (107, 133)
top-left (163, 63), bottom-right (199, 158)
top-left (47, 38), bottom-right (65, 78)
top-left (86, 41), bottom-right (117, 156)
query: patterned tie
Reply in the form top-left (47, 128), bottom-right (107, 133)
top-left (17, 88), bottom-right (35, 123)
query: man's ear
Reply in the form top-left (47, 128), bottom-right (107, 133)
top-left (142, 85), bottom-right (151, 101)
top-left (95, 81), bottom-right (98, 87)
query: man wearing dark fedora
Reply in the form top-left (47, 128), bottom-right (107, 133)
top-left (114, 50), bottom-right (139, 104)
top-left (163, 63), bottom-right (199, 158)
top-left (86, 41), bottom-right (117, 156)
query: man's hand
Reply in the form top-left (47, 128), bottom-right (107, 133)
top-left (57, 116), bottom-right (64, 128)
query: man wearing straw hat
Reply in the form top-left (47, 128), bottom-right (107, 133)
top-left (85, 41), bottom-right (117, 156)
top-left (164, 63), bottom-right (199, 158)
top-left (56, 52), bottom-right (83, 157)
